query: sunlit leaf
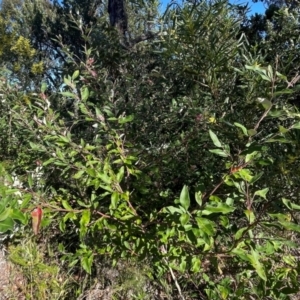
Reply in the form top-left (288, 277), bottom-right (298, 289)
top-left (234, 122), bottom-right (248, 136)
top-left (81, 254), bottom-right (93, 274)
top-left (118, 115), bottom-right (134, 124)
top-left (196, 217), bottom-right (216, 236)
top-left (202, 203), bottom-right (235, 215)
top-left (81, 86), bottom-right (89, 101)
top-left (209, 149), bottom-right (229, 157)
top-left (282, 198), bottom-right (300, 210)
top-left (254, 188), bottom-right (269, 200)
top-left (0, 217), bottom-right (14, 233)
top-left (73, 170), bottom-right (85, 179)
top-left (209, 130), bottom-right (222, 148)
top-left (195, 191), bottom-right (202, 206)
top-left (179, 185), bottom-right (190, 211)
top-left (72, 70), bottom-right (80, 80)
top-left (248, 247), bottom-right (267, 281)
top-left (180, 213), bottom-right (190, 226)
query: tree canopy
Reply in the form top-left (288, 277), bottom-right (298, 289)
top-left (1, 0), bottom-right (300, 299)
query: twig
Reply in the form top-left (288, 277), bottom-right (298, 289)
top-left (161, 245), bottom-right (186, 300)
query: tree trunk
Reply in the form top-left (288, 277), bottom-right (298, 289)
top-left (108, 0), bottom-right (128, 35)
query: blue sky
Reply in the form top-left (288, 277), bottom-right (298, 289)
top-left (244, 1), bottom-right (266, 14)
top-left (160, 0), bottom-right (266, 15)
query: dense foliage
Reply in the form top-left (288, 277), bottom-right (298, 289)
top-left (1, 0), bottom-right (300, 298)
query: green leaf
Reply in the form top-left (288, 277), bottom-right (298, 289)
top-left (0, 208), bottom-right (11, 222)
top-left (276, 71), bottom-right (287, 81)
top-left (268, 213), bottom-right (290, 222)
top-left (0, 203), bottom-right (5, 215)
top-left (234, 227), bottom-right (248, 240)
top-left (180, 213), bottom-right (190, 226)
top-left (10, 209), bottom-right (26, 224)
top-left (282, 198), bottom-right (300, 210)
top-left (178, 258), bottom-right (187, 272)
top-left (292, 122), bottom-right (300, 129)
top-left (279, 125), bottom-right (289, 133)
top-left (165, 206), bottom-right (183, 214)
top-left (124, 240), bottom-right (131, 250)
top-left (279, 220), bottom-right (300, 233)
top-left (231, 248), bottom-right (249, 262)
top-left (267, 65), bottom-right (273, 78)
top-left (0, 217), bottom-right (14, 233)
top-left (179, 185), bottom-right (190, 211)
top-left (247, 129), bottom-right (257, 136)
top-left (248, 248), bottom-right (267, 281)
top-left (98, 173), bottom-right (111, 184)
top-left (81, 86), bottom-right (89, 102)
top-left (259, 74), bottom-right (271, 82)
top-left (20, 194), bottom-right (32, 209)
top-left (245, 151), bottom-right (258, 163)
top-left (29, 142), bottom-right (42, 151)
top-left (202, 203), bottom-right (235, 215)
top-left (80, 210), bottom-right (91, 228)
top-left (196, 217), bottom-right (216, 236)
top-left (77, 200), bottom-right (91, 208)
top-left (282, 198), bottom-right (293, 210)
top-left (86, 168), bottom-right (96, 177)
top-left (62, 200), bottom-right (73, 210)
top-left (254, 188), bottom-right (269, 200)
top-left (59, 219), bottom-right (66, 232)
top-left (60, 91), bottom-right (78, 99)
top-left (58, 135), bottom-right (70, 143)
top-left (41, 82), bottom-right (47, 93)
top-left (72, 70), bottom-right (80, 80)
top-left (81, 254), bottom-right (93, 274)
top-left (118, 115), bottom-right (134, 124)
top-left (209, 130), bottom-right (222, 148)
top-left (111, 192), bottom-right (119, 209)
top-left (195, 191), bottom-right (202, 206)
top-left (209, 149), bottom-right (229, 157)
top-left (116, 166), bottom-right (124, 183)
top-left (73, 170), bottom-right (85, 179)
top-left (266, 137), bottom-right (291, 143)
top-left (28, 173), bottom-right (33, 188)
top-left (238, 169), bottom-right (253, 182)
top-left (220, 216), bottom-right (229, 228)
top-left (63, 76), bottom-right (72, 86)
top-left (80, 210), bottom-right (91, 239)
top-left (249, 172), bottom-right (263, 184)
top-left (191, 257), bottom-right (201, 273)
top-left (245, 209), bottom-right (255, 223)
top-left (257, 98), bottom-right (272, 110)
top-left (234, 122), bottom-right (248, 136)
top-left (63, 212), bottom-right (77, 222)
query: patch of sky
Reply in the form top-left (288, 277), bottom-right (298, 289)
top-left (159, 0), bottom-right (267, 15)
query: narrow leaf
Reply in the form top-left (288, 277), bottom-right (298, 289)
top-left (72, 70), bottom-right (80, 80)
top-left (209, 130), bottom-right (222, 148)
top-left (202, 203), bottom-right (235, 215)
top-left (209, 149), bottom-right (229, 157)
top-left (73, 170), bottom-right (85, 179)
top-left (179, 185), bottom-right (190, 211)
top-left (234, 122), bottom-right (248, 136)
top-left (81, 87), bottom-right (89, 102)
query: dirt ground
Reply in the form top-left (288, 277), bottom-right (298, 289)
top-left (0, 248), bottom-right (25, 300)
